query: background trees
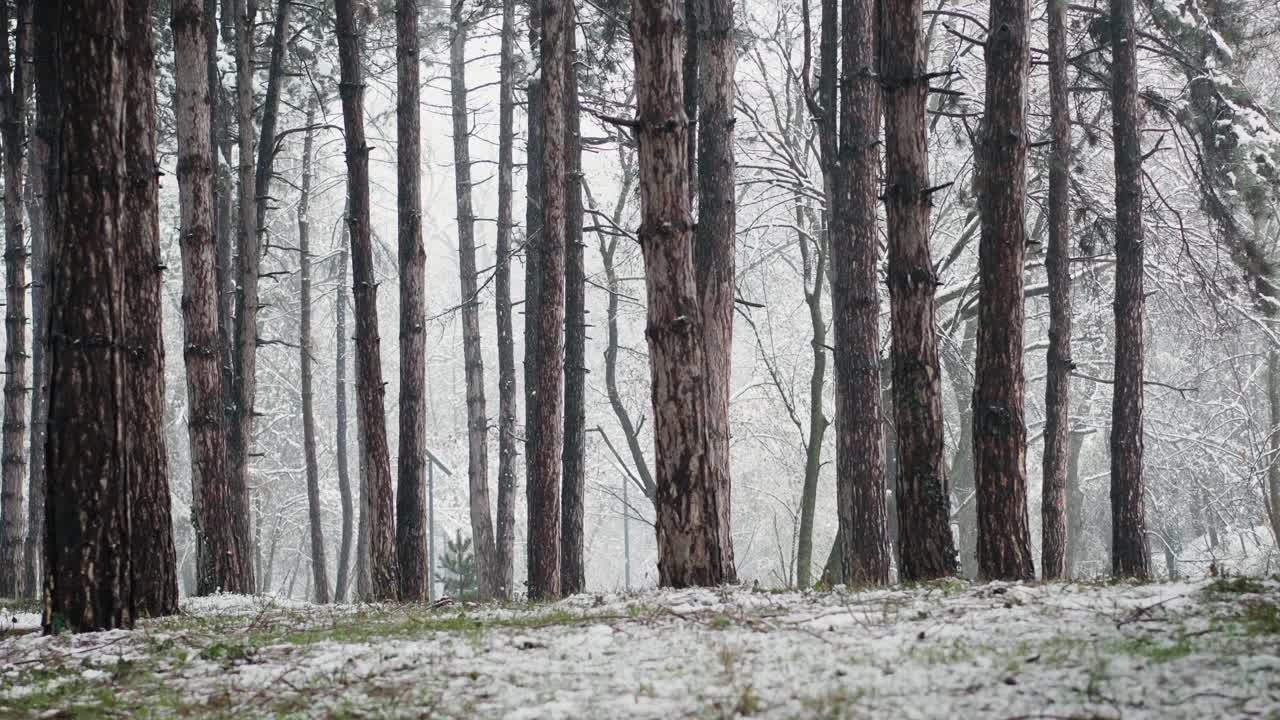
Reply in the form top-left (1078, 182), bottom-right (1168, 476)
top-left (6, 0), bottom-right (1280, 617)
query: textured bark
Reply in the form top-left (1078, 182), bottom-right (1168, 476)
top-left (832, 0), bottom-right (890, 587)
top-left (1040, 0), bottom-right (1072, 581)
top-left (333, 240), bottom-right (354, 602)
top-left (693, 0), bottom-right (738, 585)
top-left (560, 15), bottom-right (587, 596)
top-left (227, 0), bottom-right (258, 594)
top-left (523, 69), bottom-right (544, 596)
top-left (633, 0), bottom-right (732, 587)
top-left (335, 0), bottom-right (400, 600)
top-left (1108, 0), bottom-right (1151, 579)
top-left (450, 5), bottom-right (500, 600)
top-left (973, 0), bottom-right (1035, 581)
top-left (124, 0), bottom-right (179, 616)
top-left (494, 0), bottom-right (519, 599)
top-left (211, 0), bottom-right (233, 447)
top-left (172, 0), bottom-right (253, 596)
top-left (881, 0), bottom-right (957, 581)
top-left (528, 0), bottom-right (568, 601)
top-left (37, 0), bottom-right (132, 632)
top-left (795, 202), bottom-right (828, 589)
top-left (0, 0), bottom-right (29, 599)
top-left (299, 107), bottom-right (330, 604)
top-left (683, 0), bottom-right (698, 201)
top-left (396, 0), bottom-right (428, 603)
top-left (21, 79), bottom-right (47, 602)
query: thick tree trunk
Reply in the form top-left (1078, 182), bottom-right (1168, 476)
top-left (299, 106), bottom-right (330, 604)
top-left (334, 240), bottom-right (354, 602)
top-left (450, 5), bottom-right (500, 600)
top-left (973, 0), bottom-right (1035, 581)
top-left (881, 0), bottom-right (957, 581)
top-left (0, 0), bottom-right (29, 599)
top-left (172, 0), bottom-right (253, 596)
top-left (396, 0), bottom-right (428, 603)
top-left (335, 0), bottom-right (400, 600)
top-left (227, 0), bottom-right (258, 594)
top-left (1040, 0), bottom-right (1073, 581)
top-left (633, 0), bottom-right (732, 587)
top-left (22, 72), bottom-right (47, 602)
top-left (683, 0), bottom-right (698, 200)
top-left (493, 0), bottom-right (519, 599)
top-left (124, 0), bottom-right (179, 616)
top-left (692, 0), bottom-right (738, 584)
top-left (1108, 0), bottom-right (1151, 579)
top-left (833, 0), bottom-right (890, 586)
top-left (528, 0), bottom-right (568, 601)
top-left (560, 15), bottom-right (587, 596)
top-left (211, 0), bottom-right (234, 453)
top-left (37, 0), bottom-right (132, 632)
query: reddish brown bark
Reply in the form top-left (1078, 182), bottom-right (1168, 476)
top-left (1109, 0), bottom-right (1151, 579)
top-left (450, 4), bottom-right (500, 600)
top-left (493, 0), bottom-right (519, 599)
top-left (335, 0), bottom-right (401, 600)
top-left (37, 0), bottom-right (132, 632)
top-left (692, 0), bottom-right (738, 584)
top-left (881, 0), bottom-right (957, 581)
top-left (973, 0), bottom-right (1035, 581)
top-left (633, 0), bottom-right (733, 587)
top-left (833, 0), bottom-right (890, 586)
top-left (560, 12), bottom-right (587, 596)
top-left (1040, 0), bottom-right (1072, 580)
top-left (396, 0), bottom-right (428, 603)
top-left (172, 0), bottom-right (252, 596)
top-left (124, 0), bottom-right (179, 616)
top-left (528, 0), bottom-right (568, 600)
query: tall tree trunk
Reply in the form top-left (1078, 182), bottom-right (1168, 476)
top-left (21, 63), bottom-right (47, 601)
top-left (334, 0), bottom-right (400, 600)
top-left (1040, 0), bottom-right (1072, 581)
top-left (633, 0), bottom-right (731, 588)
top-left (450, 1), bottom-right (500, 600)
top-left (973, 0), bottom-right (1035, 581)
top-left (124, 0), bottom-right (179, 616)
top-left (396, 0), bottom-right (428, 603)
top-left (354, 338), bottom-right (371, 599)
top-left (692, 0), bottom-right (738, 584)
top-left (881, 0), bottom-right (957, 581)
top-left (299, 105), bottom-right (330, 604)
top-left (522, 44), bottom-right (545, 600)
top-left (493, 0), bottom-right (519, 599)
top-left (560, 13), bottom-right (587, 596)
top-left (172, 0), bottom-right (253, 596)
top-left (37, 0), bottom-right (132, 632)
top-left (0, 0), bottom-right (29, 599)
top-left (528, 0), bottom-right (568, 601)
top-left (1108, 0), bottom-right (1150, 579)
top-left (334, 239), bottom-right (354, 602)
top-left (211, 0), bottom-right (234, 452)
top-left (833, 0), bottom-right (890, 586)
top-left (227, 0), bottom-right (258, 593)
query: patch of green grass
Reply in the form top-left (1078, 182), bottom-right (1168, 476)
top-left (1108, 633), bottom-right (1195, 663)
top-left (1207, 575), bottom-right (1267, 595)
top-left (1240, 599), bottom-right (1280, 635)
top-left (799, 685), bottom-right (873, 720)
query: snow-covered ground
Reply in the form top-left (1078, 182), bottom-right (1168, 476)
top-left (2, 577), bottom-right (1278, 718)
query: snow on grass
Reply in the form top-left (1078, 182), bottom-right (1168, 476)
top-left (2, 577), bottom-right (1278, 718)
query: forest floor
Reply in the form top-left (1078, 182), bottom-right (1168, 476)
top-left (1, 576), bottom-right (1278, 719)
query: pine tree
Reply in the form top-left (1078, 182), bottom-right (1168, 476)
top-left (437, 531), bottom-right (478, 602)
